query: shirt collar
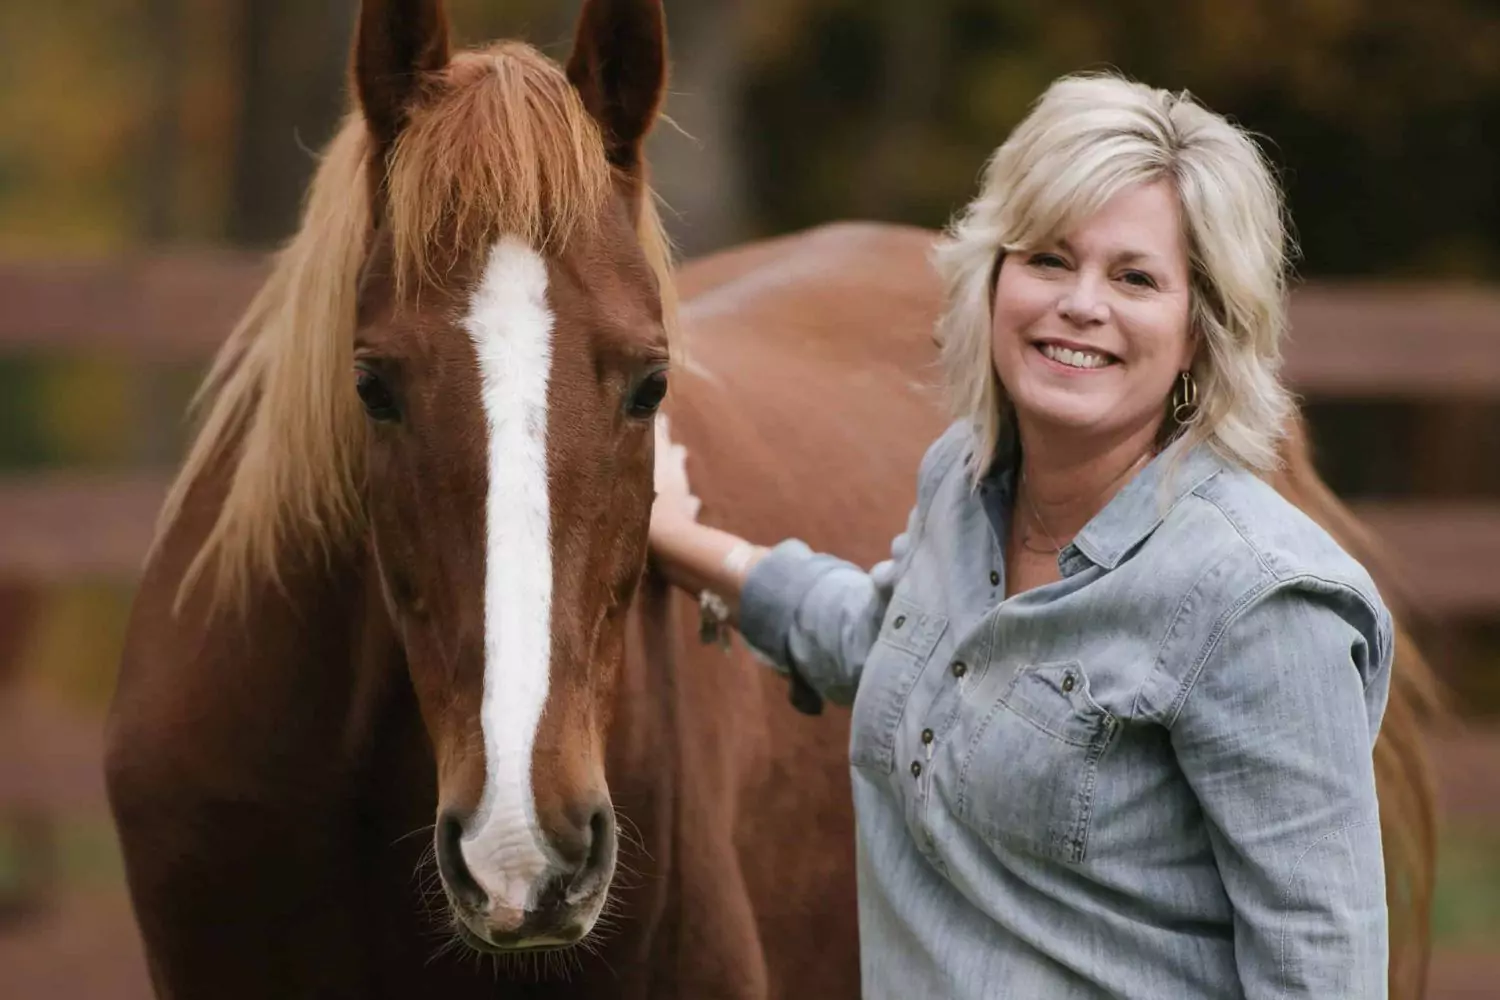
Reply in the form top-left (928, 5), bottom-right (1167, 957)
top-left (977, 431), bottom-right (1229, 574)
top-left (1071, 437), bottom-right (1228, 570)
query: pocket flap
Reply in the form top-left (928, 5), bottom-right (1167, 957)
top-left (1004, 661), bottom-right (1114, 747)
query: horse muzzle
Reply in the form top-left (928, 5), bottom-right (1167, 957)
top-left (435, 801), bottom-right (616, 950)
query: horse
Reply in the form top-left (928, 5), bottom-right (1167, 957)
top-left (103, 1), bottom-right (1438, 997)
top-left (106, 2), bottom-right (865, 995)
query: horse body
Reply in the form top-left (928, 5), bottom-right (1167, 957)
top-left (661, 222), bottom-right (951, 997)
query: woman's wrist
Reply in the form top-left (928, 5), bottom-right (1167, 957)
top-left (648, 512), bottom-right (705, 582)
top-left (647, 514), bottom-right (767, 619)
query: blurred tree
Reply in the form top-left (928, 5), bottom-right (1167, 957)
top-left (0, 1), bottom-right (152, 253)
top-left (448, 0), bottom-right (577, 48)
top-left (643, 0), bottom-right (754, 256)
top-left (142, 0), bottom-right (183, 243)
top-left (1, 0), bottom-right (1496, 274)
top-left (741, 0), bottom-right (1500, 278)
top-left (226, 0), bottom-right (357, 248)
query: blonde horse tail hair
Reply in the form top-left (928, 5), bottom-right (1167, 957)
top-left (1272, 411), bottom-right (1445, 1000)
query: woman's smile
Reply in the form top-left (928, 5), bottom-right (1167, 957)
top-left (1033, 340), bottom-right (1120, 372)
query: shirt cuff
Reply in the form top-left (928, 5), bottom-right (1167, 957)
top-left (738, 538), bottom-right (839, 674)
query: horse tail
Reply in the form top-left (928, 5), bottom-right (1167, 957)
top-left (1272, 412), bottom-right (1445, 1000)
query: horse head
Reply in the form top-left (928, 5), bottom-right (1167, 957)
top-left (350, 0), bottom-right (670, 952)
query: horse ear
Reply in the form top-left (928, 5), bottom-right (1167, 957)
top-left (353, 0), bottom-right (451, 159)
top-left (565, 0), bottom-right (668, 172)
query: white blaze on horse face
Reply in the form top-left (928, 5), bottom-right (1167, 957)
top-left (459, 237), bottom-right (557, 913)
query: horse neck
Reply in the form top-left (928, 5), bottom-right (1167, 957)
top-left (256, 535), bottom-right (428, 810)
top-left (606, 571), bottom-right (681, 801)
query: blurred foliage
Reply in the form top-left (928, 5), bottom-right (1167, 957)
top-left (0, 2), bottom-right (153, 252)
top-left (2, 0), bottom-right (1496, 272)
top-left (740, 0), bottom-right (1500, 277)
top-left (36, 361), bottom-right (135, 468)
top-left (0, 358), bottom-right (200, 471)
top-left (0, 360), bottom-right (51, 469)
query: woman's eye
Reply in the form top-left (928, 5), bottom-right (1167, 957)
top-left (1120, 270), bottom-right (1158, 290)
top-left (355, 367), bottom-right (400, 422)
top-left (1028, 253), bottom-right (1066, 269)
top-left (627, 368), bottom-right (669, 418)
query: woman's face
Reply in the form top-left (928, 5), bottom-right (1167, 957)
top-left (991, 179), bottom-right (1195, 446)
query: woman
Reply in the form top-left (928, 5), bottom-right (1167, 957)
top-left (649, 73), bottom-right (1391, 999)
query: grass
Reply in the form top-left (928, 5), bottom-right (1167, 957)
top-left (1431, 824), bottom-right (1500, 950)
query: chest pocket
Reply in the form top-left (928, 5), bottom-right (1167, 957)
top-left (954, 661), bottom-right (1117, 863)
top-left (849, 596), bottom-right (948, 773)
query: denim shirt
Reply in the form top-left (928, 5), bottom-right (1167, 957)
top-left (739, 421), bottom-right (1392, 1000)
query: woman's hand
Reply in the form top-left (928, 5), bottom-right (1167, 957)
top-left (646, 414), bottom-right (767, 617)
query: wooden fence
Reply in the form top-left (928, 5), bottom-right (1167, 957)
top-left (1, 254), bottom-right (1499, 623)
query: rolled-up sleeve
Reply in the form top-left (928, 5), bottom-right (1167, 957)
top-left (737, 506), bottom-right (917, 706)
top-left (1167, 579), bottom-right (1393, 998)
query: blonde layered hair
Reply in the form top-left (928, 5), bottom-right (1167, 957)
top-left (933, 72), bottom-right (1296, 483)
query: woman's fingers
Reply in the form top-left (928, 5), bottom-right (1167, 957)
top-left (653, 416), bottom-right (702, 521)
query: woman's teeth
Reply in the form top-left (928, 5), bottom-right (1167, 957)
top-left (1040, 343), bottom-right (1113, 369)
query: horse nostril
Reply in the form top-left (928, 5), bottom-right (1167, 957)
top-left (586, 806), bottom-right (612, 871)
top-left (568, 803), bottom-right (616, 900)
top-left (435, 810), bottom-right (486, 912)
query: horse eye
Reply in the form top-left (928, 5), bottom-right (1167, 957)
top-left (627, 368), bottom-right (668, 418)
top-left (355, 367), bottom-right (400, 422)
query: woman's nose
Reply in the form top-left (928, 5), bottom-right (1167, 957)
top-left (1057, 275), bottom-right (1109, 325)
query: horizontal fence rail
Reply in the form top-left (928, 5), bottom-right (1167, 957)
top-left (1, 255), bottom-right (1497, 624)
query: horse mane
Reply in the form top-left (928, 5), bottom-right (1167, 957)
top-left (156, 42), bottom-right (679, 610)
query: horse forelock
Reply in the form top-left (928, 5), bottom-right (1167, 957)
top-left (157, 39), bottom-right (679, 613)
top-left (387, 45), bottom-right (609, 298)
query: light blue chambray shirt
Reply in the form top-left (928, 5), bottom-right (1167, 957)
top-left (739, 421), bottom-right (1392, 999)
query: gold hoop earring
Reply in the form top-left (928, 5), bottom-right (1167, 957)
top-left (1171, 370), bottom-right (1199, 423)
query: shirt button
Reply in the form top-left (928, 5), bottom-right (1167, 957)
top-left (1062, 673), bottom-right (1076, 693)
top-left (910, 760), bottom-right (923, 778)
top-left (989, 570), bottom-right (1000, 586)
top-left (921, 728), bottom-right (934, 745)
top-left (951, 660), bottom-right (968, 679)
top-left (893, 614), bottom-right (906, 629)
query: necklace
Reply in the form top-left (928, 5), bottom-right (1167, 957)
top-left (1017, 450), bottom-right (1155, 556)
top-left (1019, 476), bottom-right (1065, 554)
